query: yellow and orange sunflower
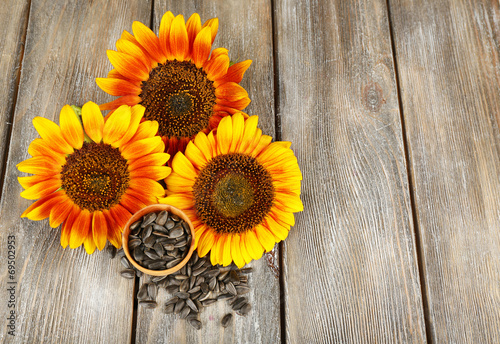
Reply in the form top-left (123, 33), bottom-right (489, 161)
top-left (96, 12), bottom-right (252, 157)
top-left (17, 102), bottom-right (170, 254)
top-left (160, 113), bottom-right (303, 267)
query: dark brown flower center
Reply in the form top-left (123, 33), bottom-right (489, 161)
top-left (193, 153), bottom-right (275, 234)
top-left (139, 60), bottom-right (216, 139)
top-left (61, 142), bottom-right (130, 212)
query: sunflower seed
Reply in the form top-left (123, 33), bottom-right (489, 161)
top-left (106, 245), bottom-right (117, 259)
top-left (130, 220), bottom-right (142, 231)
top-left (218, 293), bottom-right (233, 301)
top-left (191, 291), bottom-right (202, 300)
top-left (120, 257), bottom-right (131, 269)
top-left (195, 276), bottom-right (205, 287)
top-left (169, 227), bottom-right (184, 238)
top-left (147, 283), bottom-right (157, 299)
top-left (148, 261), bottom-right (166, 270)
top-left (166, 285), bottom-right (180, 293)
top-left (165, 297), bottom-right (179, 306)
top-left (175, 274), bottom-right (189, 281)
top-left (198, 292), bottom-right (212, 302)
top-left (239, 302), bottom-right (252, 316)
top-left (208, 277), bottom-right (217, 291)
top-left (188, 318), bottom-right (202, 330)
top-left (144, 236), bottom-right (156, 247)
top-left (155, 210), bottom-right (169, 225)
top-left (171, 214), bottom-right (180, 222)
top-left (137, 284), bottom-right (148, 300)
top-left (192, 266), bottom-right (207, 277)
top-left (153, 243), bottom-right (165, 257)
top-left (180, 306), bottom-right (191, 319)
top-left (226, 282), bottom-right (237, 296)
top-left (139, 300), bottom-right (158, 309)
top-left (141, 225), bottom-right (153, 240)
top-left (165, 219), bottom-right (175, 229)
top-left (153, 231), bottom-right (169, 238)
top-left (192, 259), bottom-right (205, 270)
top-left (230, 296), bottom-right (246, 307)
top-left (163, 303), bottom-right (175, 314)
top-left (166, 258), bottom-right (182, 268)
top-left (229, 270), bottom-right (240, 283)
top-left (141, 212), bottom-right (156, 227)
top-left (144, 249), bottom-right (160, 260)
top-left (163, 243), bottom-right (175, 251)
top-left (151, 275), bottom-right (168, 283)
top-left (190, 253), bottom-right (199, 265)
top-left (200, 282), bottom-right (209, 294)
top-left (187, 286), bottom-right (200, 294)
top-left (174, 291), bottom-right (189, 299)
top-left (153, 223), bottom-right (168, 232)
top-left (201, 299), bottom-right (217, 306)
top-left (116, 248), bottom-right (125, 258)
top-left (189, 276), bottom-right (196, 289)
top-left (231, 297), bottom-right (247, 310)
top-left (235, 285), bottom-right (250, 295)
top-left (174, 299), bottom-right (185, 314)
top-left (221, 313), bottom-right (233, 328)
top-left (204, 269), bottom-right (220, 279)
top-left (185, 298), bottom-right (198, 312)
top-left (240, 267), bottom-right (253, 274)
top-left (135, 270), bottom-right (143, 277)
top-left (179, 279), bottom-right (190, 292)
top-left (169, 277), bottom-right (181, 286)
top-left (120, 269), bottom-right (135, 279)
top-left (174, 240), bottom-right (187, 248)
top-left (133, 247), bottom-right (145, 261)
top-left (218, 271), bottom-right (229, 281)
top-left (180, 265), bottom-right (187, 276)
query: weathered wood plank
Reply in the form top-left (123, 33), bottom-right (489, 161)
top-left (0, 1), bottom-right (151, 343)
top-left (389, 0), bottom-right (500, 342)
top-left (0, 0), bottom-right (30, 195)
top-left (275, 0), bottom-right (427, 342)
top-left (133, 1), bottom-right (279, 343)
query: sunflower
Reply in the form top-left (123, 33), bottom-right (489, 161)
top-left (159, 113), bottom-right (303, 267)
top-left (96, 11), bottom-right (252, 157)
top-left (17, 102), bottom-right (171, 254)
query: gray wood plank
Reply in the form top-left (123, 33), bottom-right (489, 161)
top-left (275, 0), bottom-right (427, 342)
top-left (134, 1), bottom-right (280, 343)
top-left (389, 0), bottom-right (500, 342)
top-left (0, 1), bottom-right (151, 343)
top-left (0, 0), bottom-right (30, 194)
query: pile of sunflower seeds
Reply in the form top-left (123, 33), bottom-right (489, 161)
top-left (128, 210), bottom-right (192, 272)
top-left (109, 245), bottom-right (253, 330)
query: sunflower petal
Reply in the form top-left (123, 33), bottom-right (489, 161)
top-left (27, 139), bottom-right (66, 165)
top-left (231, 234), bottom-right (245, 268)
top-left (113, 105), bottom-right (144, 147)
top-left (198, 228), bottom-right (215, 257)
top-left (116, 38), bottom-right (154, 69)
top-left (69, 209), bottom-right (91, 249)
top-left (92, 211), bottom-right (107, 251)
top-left (32, 117), bottom-right (73, 154)
top-left (194, 131), bottom-right (215, 161)
top-left (229, 113), bottom-right (245, 153)
top-left (132, 21), bottom-right (164, 63)
top-left (221, 235), bottom-right (232, 266)
top-left (216, 115), bottom-right (232, 155)
top-left (130, 165), bottom-right (171, 180)
top-left (18, 174), bottom-right (58, 190)
top-left (17, 156), bottom-right (61, 176)
top-left (186, 13), bottom-right (201, 52)
top-left (158, 194), bottom-right (194, 209)
top-left (244, 230), bottom-right (264, 261)
top-left (107, 50), bottom-right (149, 81)
top-left (129, 120), bottom-right (159, 142)
top-left (61, 204), bottom-right (79, 248)
top-left (270, 206), bottom-right (296, 227)
top-left (202, 18), bottom-right (218, 44)
top-left (172, 152), bottom-right (197, 180)
top-left (81, 101), bottom-right (104, 143)
top-left (185, 141), bottom-right (208, 170)
top-left (20, 177), bottom-right (60, 200)
top-left (264, 216), bottom-right (289, 241)
top-left (215, 82), bottom-right (249, 100)
top-left (192, 26), bottom-right (212, 68)
top-left (255, 224), bottom-right (276, 252)
top-left (99, 95), bottom-right (142, 111)
top-left (84, 234), bottom-right (97, 254)
top-left (239, 236), bottom-right (253, 264)
top-left (96, 77), bottom-right (142, 97)
top-left (215, 60), bottom-right (252, 86)
top-left (121, 136), bottom-right (162, 160)
top-left (104, 210), bottom-right (122, 248)
top-left (120, 193), bottom-right (147, 214)
top-left (275, 192), bottom-right (304, 212)
top-left (129, 178), bottom-right (165, 197)
top-left (103, 105), bottom-right (131, 146)
top-left (21, 191), bottom-right (66, 220)
top-left (128, 152), bottom-right (169, 171)
top-left (59, 105), bottom-right (84, 149)
top-left (169, 15), bottom-right (189, 61)
top-left (49, 198), bottom-right (74, 228)
top-left (205, 54), bottom-right (230, 81)
top-left (159, 11), bottom-right (175, 58)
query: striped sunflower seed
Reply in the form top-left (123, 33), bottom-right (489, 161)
top-left (221, 314), bottom-right (233, 328)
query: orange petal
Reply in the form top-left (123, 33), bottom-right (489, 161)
top-left (81, 101), bottom-right (104, 143)
top-left (192, 26), bottom-right (212, 68)
top-left (27, 138), bottom-right (66, 165)
top-left (128, 152), bottom-right (170, 171)
top-left (17, 156), bottom-right (61, 176)
top-left (104, 210), bottom-right (122, 248)
top-left (129, 178), bottom-right (165, 197)
top-left (116, 38), bottom-right (154, 69)
top-left (130, 165), bottom-right (171, 180)
top-left (99, 95), bottom-right (142, 111)
top-left (171, 152), bottom-right (197, 180)
top-left (59, 105), bottom-right (84, 149)
top-left (119, 193), bottom-right (147, 214)
top-left (184, 141), bottom-right (208, 170)
top-left (215, 96), bottom-right (251, 110)
top-left (186, 13), bottom-right (202, 53)
top-left (215, 60), bottom-right (252, 86)
top-left (61, 204), bottom-right (79, 248)
top-left (124, 187), bottom-right (157, 206)
top-left (249, 134), bottom-right (273, 157)
top-left (32, 117), bottom-right (73, 155)
top-left (20, 177), bottom-right (60, 200)
top-left (113, 105), bottom-right (144, 147)
top-left (128, 120), bottom-right (159, 142)
top-left (121, 136), bottom-right (162, 160)
top-left (238, 115), bottom-right (259, 153)
top-left (107, 68), bottom-right (128, 80)
top-left (169, 15), bottom-right (189, 60)
top-left (159, 11), bottom-right (175, 58)
top-left (103, 105), bottom-right (131, 146)
top-left (215, 82), bottom-right (249, 100)
top-left (108, 204), bottom-right (132, 245)
top-left (96, 78), bottom-right (142, 96)
top-left (18, 174), bottom-right (58, 190)
top-left (132, 21), bottom-right (164, 63)
top-left (92, 211), bottom-right (107, 251)
top-left (69, 209), bottom-right (91, 249)
top-left (202, 18), bottom-right (218, 44)
top-left (49, 198), bottom-right (74, 228)
top-left (205, 54), bottom-right (230, 81)
top-left (21, 191), bottom-right (66, 220)
top-left (107, 50), bottom-right (149, 81)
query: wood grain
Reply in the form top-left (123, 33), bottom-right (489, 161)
top-left (133, 1), bottom-right (280, 343)
top-left (389, 0), bottom-right (500, 342)
top-left (0, 0), bottom-right (30, 196)
top-left (275, 0), bottom-right (427, 342)
top-left (0, 1), bottom-right (151, 343)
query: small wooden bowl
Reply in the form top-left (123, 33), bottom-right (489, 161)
top-left (122, 204), bottom-right (195, 276)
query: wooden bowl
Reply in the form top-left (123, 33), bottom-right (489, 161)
top-left (122, 204), bottom-right (195, 276)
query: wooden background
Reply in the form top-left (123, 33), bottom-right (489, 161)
top-left (0, 0), bottom-right (498, 343)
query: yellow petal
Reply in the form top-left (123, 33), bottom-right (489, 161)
top-left (59, 105), bottom-right (83, 149)
top-left (159, 11), bottom-right (175, 58)
top-left (92, 211), bottom-right (107, 251)
top-left (20, 177), bottom-right (60, 200)
top-left (121, 136), bottom-right (162, 160)
top-left (275, 192), bottom-right (304, 212)
top-left (84, 234), bottom-right (97, 254)
top-left (103, 105), bottom-right (131, 146)
top-left (216, 115), bottom-right (232, 155)
top-left (171, 152), bottom-right (197, 180)
top-left (185, 141), bottom-right (207, 170)
top-left (198, 229), bottom-right (215, 257)
top-left (158, 194), bottom-right (194, 209)
top-left (222, 235), bottom-right (232, 267)
top-left (202, 18), bottom-right (219, 44)
top-left (194, 131), bottom-right (214, 161)
top-left (17, 156), bottom-right (61, 176)
top-left (169, 15), bottom-right (189, 60)
top-left (81, 101), bottom-right (104, 143)
top-left (244, 231), bottom-right (264, 261)
top-left (229, 113), bottom-right (245, 153)
top-left (32, 117), bottom-right (73, 154)
top-left (231, 234), bottom-right (245, 268)
top-left (255, 224), bottom-right (276, 252)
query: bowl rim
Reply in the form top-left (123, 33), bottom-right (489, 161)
top-left (121, 203), bottom-right (196, 276)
